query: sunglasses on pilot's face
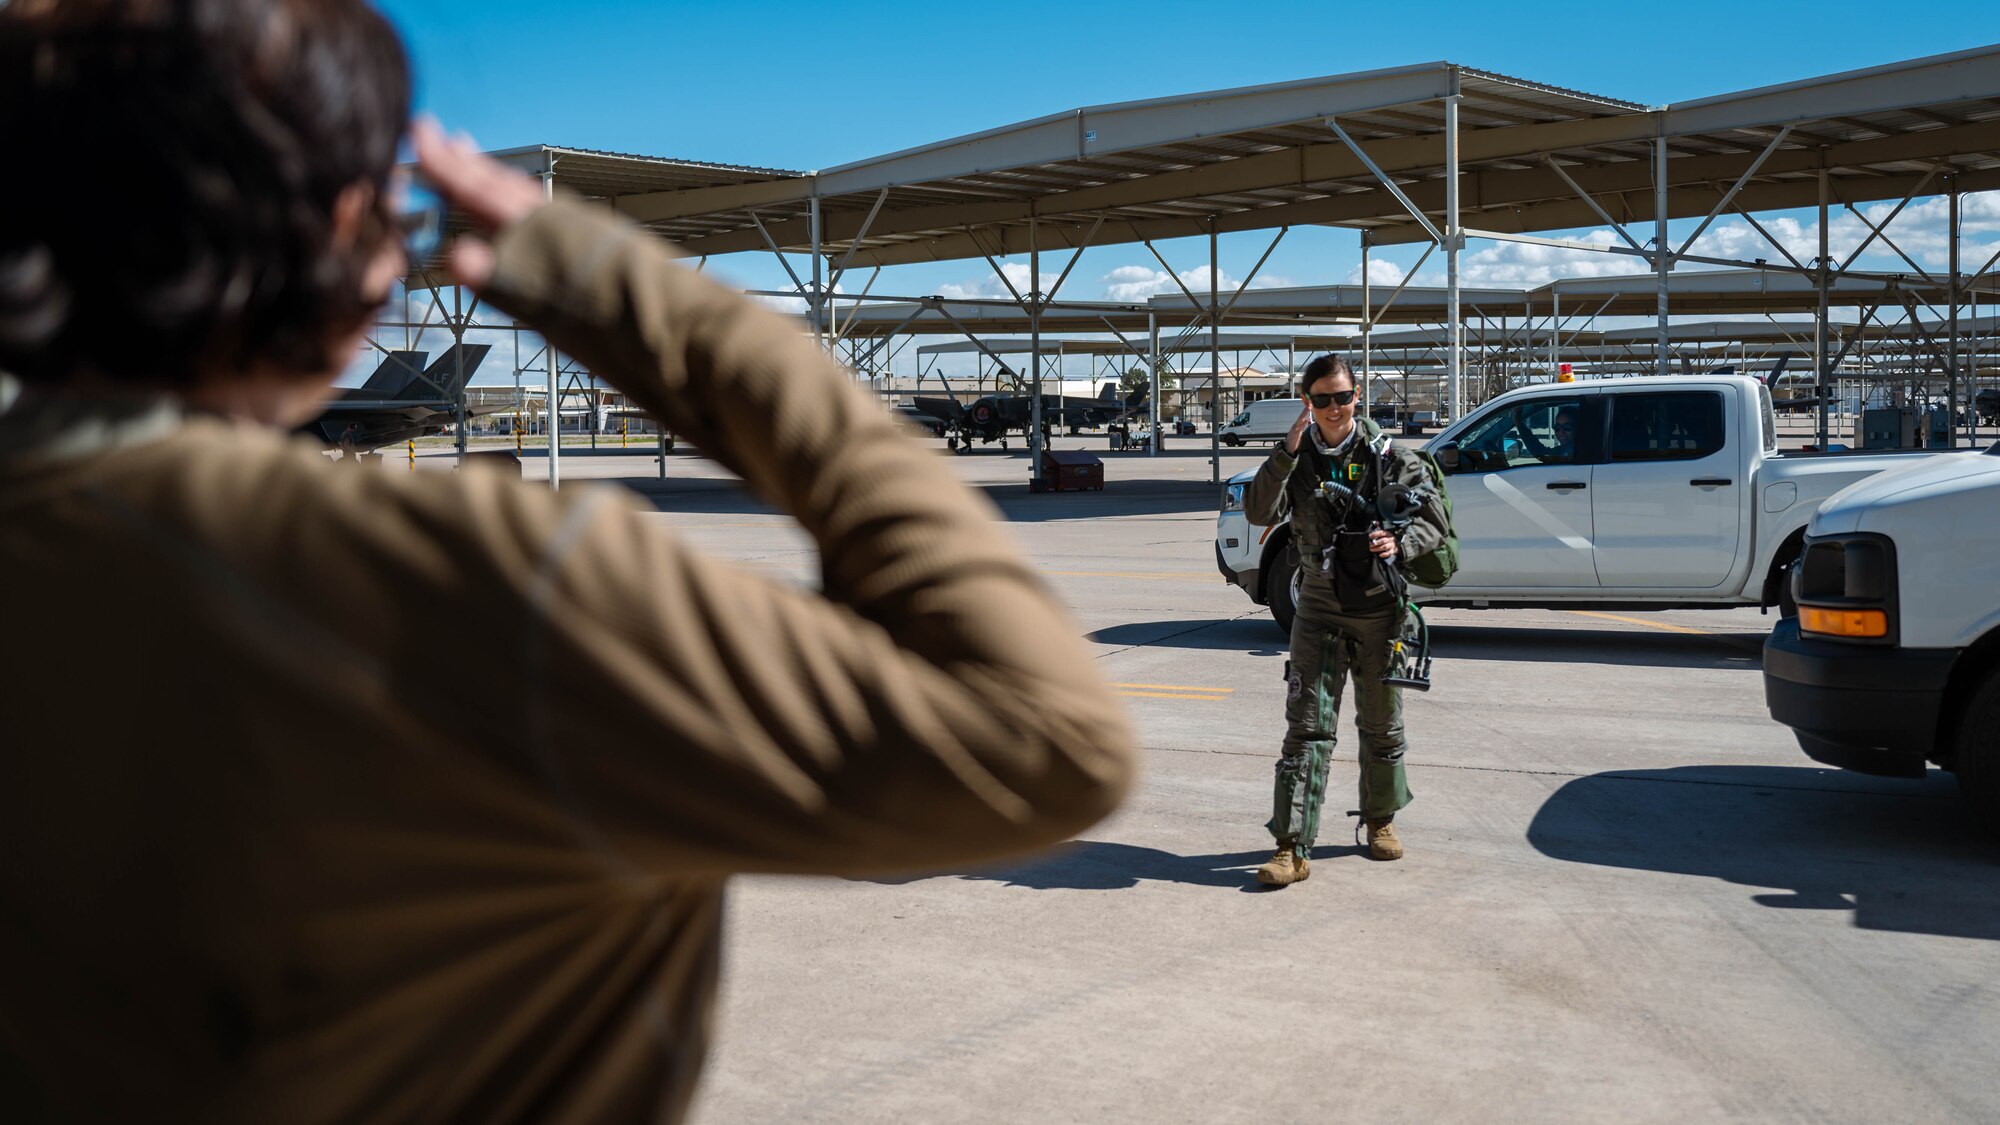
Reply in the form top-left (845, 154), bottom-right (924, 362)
top-left (1307, 389), bottom-right (1357, 409)
top-left (1554, 420), bottom-right (1576, 433)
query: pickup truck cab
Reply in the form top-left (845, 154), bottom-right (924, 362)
top-left (1763, 446), bottom-right (2000, 834)
top-left (1216, 375), bottom-right (1959, 633)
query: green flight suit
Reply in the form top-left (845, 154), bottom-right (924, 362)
top-left (1244, 416), bottom-right (1445, 856)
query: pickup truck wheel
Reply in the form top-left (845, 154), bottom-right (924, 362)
top-left (1267, 540), bottom-right (1301, 638)
top-left (1954, 667), bottom-right (2000, 840)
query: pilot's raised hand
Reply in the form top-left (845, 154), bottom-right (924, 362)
top-left (1284, 405), bottom-right (1312, 454)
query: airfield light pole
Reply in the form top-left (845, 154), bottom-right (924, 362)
top-left (542, 151), bottom-right (561, 489)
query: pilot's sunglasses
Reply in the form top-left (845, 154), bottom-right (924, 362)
top-left (1307, 390), bottom-right (1358, 409)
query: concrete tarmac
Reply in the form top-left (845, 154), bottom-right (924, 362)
top-left (432, 439), bottom-right (2000, 1123)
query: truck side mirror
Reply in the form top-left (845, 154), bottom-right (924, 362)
top-left (1437, 442), bottom-right (1461, 474)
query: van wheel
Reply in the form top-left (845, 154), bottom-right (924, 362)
top-left (1954, 667), bottom-right (2000, 840)
top-left (1222, 433), bottom-right (1241, 447)
top-left (1267, 540), bottom-right (1301, 637)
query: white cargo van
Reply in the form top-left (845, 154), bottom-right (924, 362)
top-left (1218, 399), bottom-right (1302, 446)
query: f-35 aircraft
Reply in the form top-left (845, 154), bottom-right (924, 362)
top-left (302, 344), bottom-right (496, 452)
top-left (909, 382), bottom-right (1148, 454)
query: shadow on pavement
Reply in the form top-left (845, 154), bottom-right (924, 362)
top-left (1432, 624), bottom-right (1765, 672)
top-left (1528, 765), bottom-right (2000, 940)
top-left (1088, 618), bottom-right (1285, 658)
top-left (860, 840), bottom-right (1368, 893)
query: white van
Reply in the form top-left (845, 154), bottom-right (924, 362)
top-left (1218, 398), bottom-right (1302, 446)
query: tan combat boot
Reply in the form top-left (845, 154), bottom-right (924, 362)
top-left (1366, 819), bottom-right (1403, 861)
top-left (1255, 845), bottom-right (1310, 886)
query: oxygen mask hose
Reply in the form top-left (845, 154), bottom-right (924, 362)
top-left (1380, 600), bottom-right (1433, 692)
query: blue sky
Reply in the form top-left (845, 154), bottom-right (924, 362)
top-left (368, 1), bottom-right (2000, 381)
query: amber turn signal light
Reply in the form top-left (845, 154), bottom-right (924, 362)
top-left (1800, 606), bottom-right (1888, 639)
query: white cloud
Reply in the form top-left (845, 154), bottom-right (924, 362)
top-left (937, 261), bottom-right (1037, 301)
top-left (751, 293), bottom-right (811, 314)
top-left (1448, 228), bottom-right (1650, 288)
top-left (1345, 259), bottom-right (1405, 286)
top-left (1412, 188), bottom-right (2000, 289)
top-left (747, 280), bottom-right (850, 317)
top-left (1097, 263), bottom-right (1286, 302)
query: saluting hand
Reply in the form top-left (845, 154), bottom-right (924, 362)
top-left (1284, 406), bottom-right (1312, 454)
top-left (412, 117), bottom-right (548, 290)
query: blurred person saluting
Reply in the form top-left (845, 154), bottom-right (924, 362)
top-left (0, 2), bottom-right (1136, 1121)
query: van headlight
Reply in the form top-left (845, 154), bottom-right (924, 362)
top-left (1794, 533), bottom-right (1896, 643)
top-left (1222, 482), bottom-right (1246, 512)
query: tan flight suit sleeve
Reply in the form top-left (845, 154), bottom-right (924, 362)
top-left (468, 199), bottom-right (1137, 876)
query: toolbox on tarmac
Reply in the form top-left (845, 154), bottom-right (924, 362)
top-left (1041, 450), bottom-right (1105, 492)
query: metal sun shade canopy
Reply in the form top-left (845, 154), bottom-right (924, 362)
top-left (401, 46), bottom-right (2000, 479)
top-left (561, 48), bottom-right (2000, 268)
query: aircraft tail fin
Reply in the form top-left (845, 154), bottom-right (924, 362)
top-left (360, 350), bottom-right (429, 397)
top-left (1098, 382), bottom-right (1118, 402)
top-left (418, 343), bottom-right (493, 399)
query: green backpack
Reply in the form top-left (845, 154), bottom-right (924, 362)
top-left (1394, 449), bottom-right (1460, 589)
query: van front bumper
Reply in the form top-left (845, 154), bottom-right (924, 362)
top-left (1762, 619), bottom-right (1957, 776)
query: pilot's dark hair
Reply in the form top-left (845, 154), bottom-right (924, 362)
top-left (0, 0), bottom-right (411, 390)
top-left (1298, 354), bottom-right (1355, 396)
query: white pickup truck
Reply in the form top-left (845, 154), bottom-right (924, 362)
top-left (1215, 375), bottom-right (1962, 633)
top-left (1763, 446), bottom-right (2000, 834)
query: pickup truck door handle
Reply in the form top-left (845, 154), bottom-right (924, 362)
top-left (1545, 481), bottom-right (1586, 491)
top-left (1690, 478), bottom-right (1733, 487)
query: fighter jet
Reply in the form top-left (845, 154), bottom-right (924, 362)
top-left (909, 382), bottom-right (1148, 454)
top-left (302, 344), bottom-right (496, 451)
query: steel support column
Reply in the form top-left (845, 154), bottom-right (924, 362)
top-left (542, 152), bottom-right (561, 489)
top-left (1445, 94), bottom-right (1463, 421)
top-left (1950, 183), bottom-right (1962, 447)
top-left (1209, 219), bottom-right (1221, 487)
top-left (1655, 135), bottom-right (1670, 377)
top-left (452, 284), bottom-right (467, 463)
top-left (1030, 216), bottom-right (1043, 489)
top-left (1148, 311), bottom-right (1161, 458)
top-left (1816, 169), bottom-right (1831, 448)
top-left (1361, 231), bottom-right (1372, 407)
top-left (808, 192), bottom-right (824, 343)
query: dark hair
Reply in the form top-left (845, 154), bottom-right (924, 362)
top-left (0, 0), bottom-right (411, 389)
top-left (1298, 354), bottom-right (1355, 396)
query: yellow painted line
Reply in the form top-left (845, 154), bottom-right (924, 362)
top-left (1114, 682), bottom-right (1235, 693)
top-left (1117, 690), bottom-right (1229, 701)
top-left (1564, 610), bottom-right (1763, 651)
top-left (1045, 569), bottom-right (1213, 581)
